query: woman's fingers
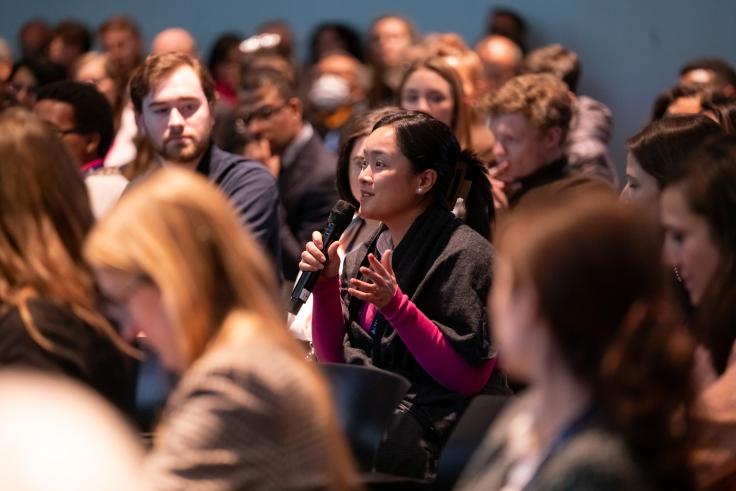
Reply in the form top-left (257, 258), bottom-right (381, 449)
top-left (381, 249), bottom-right (394, 276)
top-left (359, 266), bottom-right (384, 285)
top-left (311, 230), bottom-right (324, 250)
top-left (350, 277), bottom-right (377, 292)
top-left (305, 241), bottom-right (326, 263)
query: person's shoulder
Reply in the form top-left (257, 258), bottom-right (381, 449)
top-left (539, 426), bottom-right (649, 491)
top-left (292, 133), bottom-right (337, 175)
top-left (210, 146), bottom-right (277, 189)
top-left (445, 222), bottom-right (494, 261)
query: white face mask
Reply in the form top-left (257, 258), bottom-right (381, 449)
top-left (308, 74), bottom-right (350, 112)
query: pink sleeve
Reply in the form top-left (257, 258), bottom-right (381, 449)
top-left (311, 277), bottom-right (346, 362)
top-left (380, 287), bottom-right (496, 396)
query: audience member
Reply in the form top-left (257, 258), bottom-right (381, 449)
top-left (208, 32), bottom-right (242, 107)
top-left (288, 107), bottom-right (392, 342)
top-left (255, 19), bottom-right (297, 62)
top-left (302, 110), bottom-right (504, 478)
top-left (98, 15), bottom-right (144, 82)
top-left (34, 80), bottom-right (114, 172)
top-left (151, 27), bottom-right (199, 57)
top-left (456, 192), bottom-right (696, 491)
top-left (621, 115), bottom-right (722, 222)
top-left (47, 20), bottom-right (91, 74)
top-left (474, 34), bottom-right (522, 93)
top-left (129, 52), bottom-right (281, 261)
top-left (5, 57), bottom-right (64, 108)
top-left (0, 108), bottom-right (135, 414)
top-left (307, 52), bottom-right (368, 152)
top-left (522, 44), bottom-right (618, 184)
top-left (18, 19), bottom-right (51, 59)
top-left (406, 35), bottom-right (497, 163)
top-left (651, 83), bottom-right (720, 120)
top-left (701, 95), bottom-right (736, 134)
top-left (34, 80), bottom-right (129, 217)
top-left (679, 57), bottom-right (736, 98)
top-left (0, 38), bottom-right (12, 82)
top-left (398, 57), bottom-right (473, 151)
top-left (86, 167), bottom-right (357, 491)
top-left (308, 22), bottom-right (364, 64)
top-left (485, 7), bottom-right (528, 53)
top-left (239, 67), bottom-right (338, 281)
top-left (0, 371), bottom-right (146, 491)
top-left (367, 14), bottom-right (417, 107)
top-left (487, 73), bottom-right (611, 212)
top-left (71, 51), bottom-right (120, 111)
top-left (660, 135), bottom-right (736, 488)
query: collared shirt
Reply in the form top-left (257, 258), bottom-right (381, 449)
top-left (280, 123), bottom-right (314, 171)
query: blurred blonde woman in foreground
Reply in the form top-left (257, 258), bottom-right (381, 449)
top-left (85, 167), bottom-right (357, 491)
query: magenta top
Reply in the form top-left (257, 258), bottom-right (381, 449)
top-left (311, 277), bottom-right (496, 396)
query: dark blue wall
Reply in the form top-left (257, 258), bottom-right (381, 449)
top-left (2, 0), bottom-right (735, 178)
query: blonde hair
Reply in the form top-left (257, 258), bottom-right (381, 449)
top-left (487, 73), bottom-right (573, 136)
top-left (84, 167), bottom-right (357, 489)
top-left (0, 108), bottom-right (131, 357)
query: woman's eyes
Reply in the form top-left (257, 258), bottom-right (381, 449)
top-left (427, 92), bottom-right (447, 104)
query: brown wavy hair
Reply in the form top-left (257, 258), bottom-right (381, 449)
top-left (0, 108), bottom-right (132, 357)
top-left (498, 192), bottom-right (696, 490)
top-left (669, 135), bottom-right (736, 374)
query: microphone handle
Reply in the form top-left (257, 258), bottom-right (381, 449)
top-left (289, 222), bottom-right (338, 315)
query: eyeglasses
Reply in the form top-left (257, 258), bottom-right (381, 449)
top-left (235, 101), bottom-right (288, 133)
top-left (43, 122), bottom-right (85, 137)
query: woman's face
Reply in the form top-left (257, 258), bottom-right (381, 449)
top-left (661, 184), bottom-right (722, 306)
top-left (95, 269), bottom-right (185, 373)
top-left (74, 59), bottom-right (117, 108)
top-left (489, 257), bottom-right (545, 381)
top-left (620, 152), bottom-right (661, 219)
top-left (400, 68), bottom-right (454, 128)
top-left (358, 125), bottom-right (428, 223)
top-left (9, 66), bottom-right (39, 109)
top-left (348, 135), bottom-right (368, 204)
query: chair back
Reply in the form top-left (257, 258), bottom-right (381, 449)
top-left (432, 394), bottom-right (510, 491)
top-left (320, 362), bottom-right (410, 472)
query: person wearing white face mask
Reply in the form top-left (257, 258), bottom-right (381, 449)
top-left (307, 52), bottom-right (368, 153)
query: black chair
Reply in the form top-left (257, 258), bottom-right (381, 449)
top-left (319, 362), bottom-right (410, 472)
top-left (431, 394), bottom-right (510, 491)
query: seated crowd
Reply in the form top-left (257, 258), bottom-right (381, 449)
top-left (1, 8), bottom-right (736, 491)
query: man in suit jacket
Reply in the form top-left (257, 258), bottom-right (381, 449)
top-left (239, 68), bottom-right (338, 281)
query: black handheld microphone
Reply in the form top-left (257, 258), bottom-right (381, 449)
top-left (289, 200), bottom-right (356, 315)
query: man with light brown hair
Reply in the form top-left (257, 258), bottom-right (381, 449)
top-left (488, 73), bottom-right (610, 210)
top-left (129, 52), bottom-right (281, 263)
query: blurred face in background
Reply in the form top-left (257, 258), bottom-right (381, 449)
top-left (490, 256), bottom-right (547, 381)
top-left (370, 17), bottom-right (413, 69)
top-left (101, 28), bottom-right (141, 75)
top-left (661, 183), bottom-right (722, 306)
top-left (74, 56), bottom-right (117, 107)
top-left (8, 66), bottom-right (39, 108)
top-left (620, 152), bottom-right (660, 221)
top-left (490, 112), bottom-right (560, 183)
top-left (95, 269), bottom-right (184, 373)
top-left (400, 68), bottom-right (454, 128)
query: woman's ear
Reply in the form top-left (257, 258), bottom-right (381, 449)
top-left (416, 169), bottom-right (438, 195)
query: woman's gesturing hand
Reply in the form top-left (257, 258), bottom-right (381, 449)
top-left (298, 231), bottom-right (341, 279)
top-left (348, 250), bottom-right (397, 309)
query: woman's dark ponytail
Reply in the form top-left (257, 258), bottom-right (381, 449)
top-left (449, 149), bottom-right (493, 241)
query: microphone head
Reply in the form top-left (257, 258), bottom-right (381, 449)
top-left (328, 200), bottom-right (357, 234)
